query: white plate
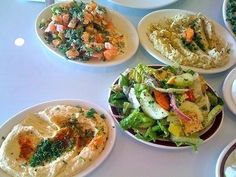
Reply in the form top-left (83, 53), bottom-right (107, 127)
top-left (108, 0), bottom-right (179, 9)
top-left (0, 99), bottom-right (116, 177)
top-left (222, 0), bottom-right (236, 39)
top-left (138, 9), bottom-right (236, 74)
top-left (35, 1), bottom-right (139, 67)
top-left (108, 65), bottom-right (224, 150)
top-left (223, 67), bottom-right (236, 115)
top-left (216, 138), bottom-right (236, 177)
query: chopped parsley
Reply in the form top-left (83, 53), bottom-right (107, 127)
top-left (29, 139), bottom-right (66, 167)
top-left (86, 108), bottom-right (97, 118)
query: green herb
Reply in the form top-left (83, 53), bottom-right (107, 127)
top-left (29, 139), bottom-right (65, 167)
top-left (226, 0), bottom-right (236, 34)
top-left (86, 108), bottom-right (97, 118)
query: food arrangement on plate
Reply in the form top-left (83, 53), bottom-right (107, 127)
top-left (0, 100), bottom-right (116, 177)
top-left (35, 0), bottom-right (139, 66)
top-left (223, 0), bottom-right (236, 38)
top-left (138, 9), bottom-right (236, 74)
top-left (108, 64), bottom-right (223, 150)
top-left (39, 1), bottom-right (124, 61)
top-left (148, 13), bottom-right (230, 69)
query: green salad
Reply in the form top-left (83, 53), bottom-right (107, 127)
top-left (109, 64), bottom-right (223, 150)
top-left (226, 0), bottom-right (236, 34)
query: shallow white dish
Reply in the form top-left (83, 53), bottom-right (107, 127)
top-left (108, 65), bottom-right (224, 150)
top-left (0, 99), bottom-right (116, 177)
top-left (138, 9), bottom-right (236, 74)
top-left (216, 138), bottom-right (236, 177)
top-left (108, 0), bottom-right (179, 9)
top-left (35, 1), bottom-right (139, 67)
top-left (223, 67), bottom-right (236, 115)
top-left (222, 0), bottom-right (236, 39)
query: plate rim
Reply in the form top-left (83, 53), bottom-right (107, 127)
top-left (215, 138), bottom-right (236, 177)
top-left (35, 1), bottom-right (139, 67)
top-left (108, 0), bottom-right (179, 10)
top-left (223, 67), bottom-right (236, 115)
top-left (137, 8), bottom-right (236, 74)
top-left (107, 64), bottom-right (224, 150)
top-left (0, 99), bottom-right (116, 177)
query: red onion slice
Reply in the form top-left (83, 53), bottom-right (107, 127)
top-left (170, 94), bottom-right (191, 121)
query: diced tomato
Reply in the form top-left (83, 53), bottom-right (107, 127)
top-left (45, 22), bottom-right (57, 33)
top-left (92, 52), bottom-right (104, 60)
top-left (106, 22), bottom-right (114, 30)
top-left (185, 89), bottom-right (195, 101)
top-left (95, 33), bottom-right (104, 43)
top-left (183, 27), bottom-right (195, 43)
top-left (103, 49), bottom-right (118, 61)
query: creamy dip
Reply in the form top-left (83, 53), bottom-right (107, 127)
top-left (0, 105), bottom-right (108, 177)
top-left (148, 13), bottom-right (230, 69)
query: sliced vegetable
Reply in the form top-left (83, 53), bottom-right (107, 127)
top-left (139, 89), bottom-right (169, 120)
top-left (167, 73), bottom-right (194, 88)
top-left (120, 109), bottom-right (155, 130)
top-left (171, 136), bottom-right (204, 151)
top-left (204, 105), bottom-right (223, 127)
top-left (169, 94), bottom-right (191, 121)
top-left (153, 90), bottom-right (170, 111)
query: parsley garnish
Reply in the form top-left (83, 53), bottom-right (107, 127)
top-left (86, 108), bottom-right (97, 118)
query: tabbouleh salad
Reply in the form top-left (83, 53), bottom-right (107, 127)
top-left (39, 0), bottom-right (125, 62)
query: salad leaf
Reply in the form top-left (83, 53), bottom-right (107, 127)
top-left (128, 63), bottom-right (156, 83)
top-left (206, 91), bottom-right (224, 107)
top-left (120, 109), bottom-right (155, 130)
top-left (119, 74), bottom-right (130, 87)
top-left (171, 136), bottom-right (204, 151)
top-left (109, 91), bottom-right (128, 108)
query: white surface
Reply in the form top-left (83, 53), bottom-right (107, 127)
top-left (0, 99), bottom-right (116, 177)
top-left (222, 0), bottom-right (236, 39)
top-left (223, 67), bottom-right (236, 115)
top-left (108, 0), bottom-right (179, 9)
top-left (216, 138), bottom-right (236, 177)
top-left (35, 1), bottom-right (139, 67)
top-left (1, 0), bottom-right (236, 177)
top-left (138, 9), bottom-right (236, 74)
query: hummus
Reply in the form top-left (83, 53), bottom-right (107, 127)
top-left (0, 105), bottom-right (108, 177)
top-left (148, 13), bottom-right (230, 69)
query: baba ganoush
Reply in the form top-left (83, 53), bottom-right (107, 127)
top-left (0, 105), bottom-right (108, 177)
top-left (148, 13), bottom-right (230, 69)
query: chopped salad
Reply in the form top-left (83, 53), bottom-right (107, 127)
top-left (109, 64), bottom-right (223, 150)
top-left (39, 0), bottom-right (125, 62)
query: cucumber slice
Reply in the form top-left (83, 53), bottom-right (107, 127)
top-left (139, 90), bottom-right (169, 120)
top-left (167, 73), bottom-right (194, 88)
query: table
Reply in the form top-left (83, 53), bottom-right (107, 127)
top-left (1, 0), bottom-right (236, 177)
